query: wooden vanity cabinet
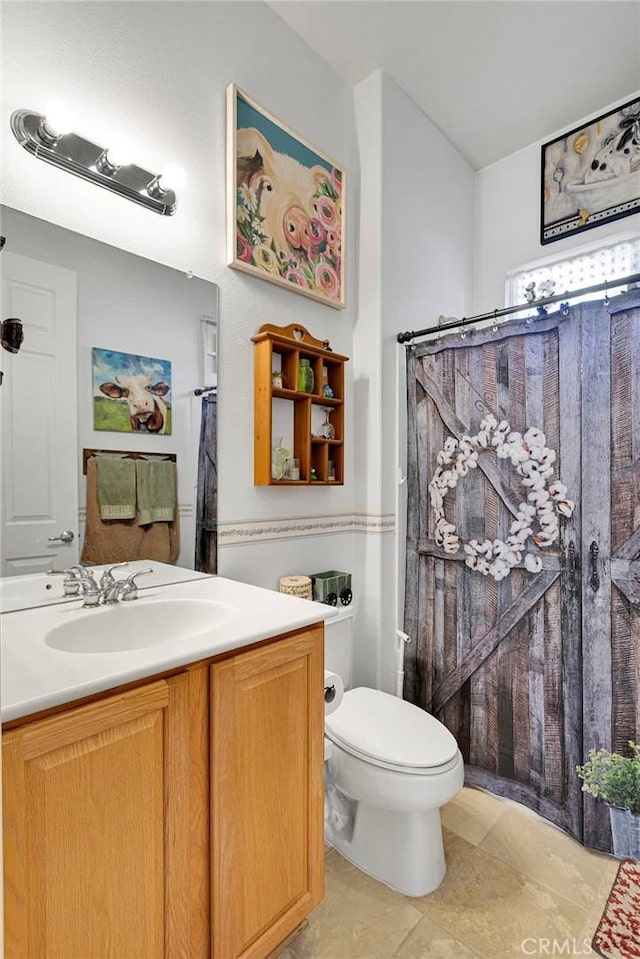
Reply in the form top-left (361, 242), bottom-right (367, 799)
top-left (211, 629), bottom-right (324, 959)
top-left (2, 669), bottom-right (209, 959)
top-left (2, 625), bottom-right (323, 959)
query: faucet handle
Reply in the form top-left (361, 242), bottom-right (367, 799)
top-left (47, 565), bottom-right (86, 578)
top-left (80, 574), bottom-right (101, 607)
top-left (119, 568), bottom-right (153, 601)
top-left (99, 562), bottom-right (129, 590)
top-left (56, 566), bottom-right (92, 595)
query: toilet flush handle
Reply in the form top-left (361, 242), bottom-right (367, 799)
top-left (324, 684), bottom-right (337, 705)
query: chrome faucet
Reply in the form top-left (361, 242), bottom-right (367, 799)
top-left (47, 565), bottom-right (95, 596)
top-left (113, 569), bottom-right (153, 602)
top-left (79, 571), bottom-right (101, 606)
top-left (80, 566), bottom-right (153, 607)
top-left (99, 562), bottom-right (129, 596)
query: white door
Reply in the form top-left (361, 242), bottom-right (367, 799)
top-left (1, 252), bottom-right (78, 575)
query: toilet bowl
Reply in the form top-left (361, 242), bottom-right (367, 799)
top-left (323, 615), bottom-right (463, 897)
top-left (324, 687), bottom-right (463, 896)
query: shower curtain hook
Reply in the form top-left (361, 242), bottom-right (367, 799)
top-left (460, 317), bottom-right (467, 339)
top-left (492, 309), bottom-right (499, 332)
top-left (603, 279), bottom-right (609, 306)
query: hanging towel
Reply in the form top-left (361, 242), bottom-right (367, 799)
top-left (136, 459), bottom-right (176, 526)
top-left (97, 456), bottom-right (137, 520)
top-left (81, 458), bottom-right (180, 565)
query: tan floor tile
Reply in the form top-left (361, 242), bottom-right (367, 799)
top-left (284, 799), bottom-right (620, 959)
top-left (577, 856), bottom-right (622, 943)
top-left (410, 830), bottom-right (589, 959)
top-left (392, 914), bottom-right (482, 959)
top-left (440, 786), bottom-right (507, 846)
top-left (479, 806), bottom-right (618, 909)
top-left (285, 849), bottom-right (422, 959)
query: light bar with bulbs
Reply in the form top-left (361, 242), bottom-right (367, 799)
top-left (10, 106), bottom-right (184, 216)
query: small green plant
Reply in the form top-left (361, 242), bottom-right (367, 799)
top-left (577, 742), bottom-right (640, 814)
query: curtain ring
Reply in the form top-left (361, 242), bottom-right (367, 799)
top-left (492, 309), bottom-right (499, 332)
top-left (603, 279), bottom-right (609, 306)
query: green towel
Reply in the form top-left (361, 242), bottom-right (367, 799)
top-left (136, 460), bottom-right (176, 526)
top-left (97, 457), bottom-right (136, 520)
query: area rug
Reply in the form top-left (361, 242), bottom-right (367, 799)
top-left (592, 859), bottom-right (640, 959)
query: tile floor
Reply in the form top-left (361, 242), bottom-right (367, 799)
top-left (280, 787), bottom-right (619, 959)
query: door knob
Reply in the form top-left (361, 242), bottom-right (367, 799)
top-left (48, 529), bottom-right (75, 543)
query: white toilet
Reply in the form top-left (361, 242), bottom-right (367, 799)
top-left (324, 607), bottom-right (464, 897)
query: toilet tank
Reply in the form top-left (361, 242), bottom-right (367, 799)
top-left (323, 604), bottom-right (354, 689)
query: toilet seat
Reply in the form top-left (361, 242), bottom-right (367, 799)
top-left (325, 687), bottom-right (459, 775)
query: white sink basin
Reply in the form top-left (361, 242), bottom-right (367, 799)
top-left (45, 598), bottom-right (233, 654)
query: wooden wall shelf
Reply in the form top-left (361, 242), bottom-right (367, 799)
top-left (252, 323), bottom-right (349, 486)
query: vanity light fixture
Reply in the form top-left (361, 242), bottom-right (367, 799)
top-left (10, 106), bottom-right (182, 216)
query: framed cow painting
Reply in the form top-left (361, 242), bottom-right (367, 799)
top-left (541, 97), bottom-right (640, 244)
top-left (226, 83), bottom-right (346, 309)
top-left (92, 348), bottom-right (172, 435)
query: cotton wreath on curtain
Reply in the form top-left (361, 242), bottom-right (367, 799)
top-left (195, 393), bottom-right (217, 574)
top-left (403, 292), bottom-right (640, 855)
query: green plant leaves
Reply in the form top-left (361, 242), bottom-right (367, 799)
top-left (577, 743), bottom-right (640, 814)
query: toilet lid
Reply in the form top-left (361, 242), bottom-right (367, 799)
top-left (325, 687), bottom-right (458, 769)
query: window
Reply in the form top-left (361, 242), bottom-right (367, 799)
top-left (199, 314), bottom-right (218, 390)
top-left (506, 233), bottom-right (640, 308)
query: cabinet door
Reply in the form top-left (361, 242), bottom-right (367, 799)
top-left (211, 628), bottom-right (324, 959)
top-left (3, 671), bottom-right (209, 959)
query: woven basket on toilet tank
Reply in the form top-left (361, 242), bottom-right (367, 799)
top-left (279, 575), bottom-right (313, 600)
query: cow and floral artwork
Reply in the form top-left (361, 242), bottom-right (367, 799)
top-left (92, 348), bottom-right (172, 435)
top-left (227, 84), bottom-right (345, 309)
top-left (541, 97), bottom-right (640, 244)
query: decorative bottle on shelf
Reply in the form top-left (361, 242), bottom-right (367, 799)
top-left (272, 437), bottom-right (290, 481)
top-left (318, 408), bottom-right (336, 440)
top-left (298, 358), bottom-right (314, 393)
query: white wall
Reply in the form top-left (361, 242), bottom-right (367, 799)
top-left (474, 91), bottom-right (640, 312)
top-left (1, 1), bottom-right (359, 593)
top-left (352, 72), bottom-right (475, 691)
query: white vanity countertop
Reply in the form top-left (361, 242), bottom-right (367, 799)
top-left (1, 576), bottom-right (335, 722)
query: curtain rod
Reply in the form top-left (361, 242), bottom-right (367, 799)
top-left (396, 271), bottom-right (640, 344)
top-left (194, 385), bottom-right (217, 396)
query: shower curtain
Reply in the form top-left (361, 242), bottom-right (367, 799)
top-left (404, 292), bottom-right (640, 854)
top-left (195, 393), bottom-right (217, 574)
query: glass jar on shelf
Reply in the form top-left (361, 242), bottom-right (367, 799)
top-left (298, 358), bottom-right (314, 393)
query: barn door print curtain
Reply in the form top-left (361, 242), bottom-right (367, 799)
top-left (195, 393), bottom-right (217, 574)
top-left (404, 292), bottom-right (640, 854)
